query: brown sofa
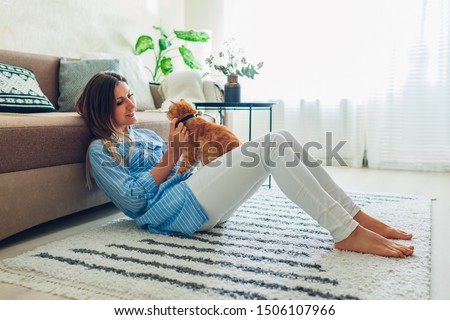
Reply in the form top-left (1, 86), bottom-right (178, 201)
top-left (0, 49), bottom-right (175, 241)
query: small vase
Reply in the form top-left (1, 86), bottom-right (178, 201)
top-left (224, 75), bottom-right (241, 102)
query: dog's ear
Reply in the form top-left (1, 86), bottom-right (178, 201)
top-left (180, 98), bottom-right (185, 102)
top-left (166, 101), bottom-right (177, 119)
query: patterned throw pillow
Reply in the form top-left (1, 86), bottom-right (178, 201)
top-left (58, 58), bottom-right (120, 112)
top-left (0, 62), bottom-right (56, 113)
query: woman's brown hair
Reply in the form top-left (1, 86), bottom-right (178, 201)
top-left (76, 71), bottom-right (127, 140)
top-left (76, 71), bottom-right (134, 187)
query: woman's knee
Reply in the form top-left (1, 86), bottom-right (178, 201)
top-left (273, 129), bottom-right (296, 141)
top-left (264, 131), bottom-right (288, 145)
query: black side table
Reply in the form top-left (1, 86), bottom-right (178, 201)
top-left (194, 102), bottom-right (276, 188)
top-left (193, 102), bottom-right (276, 141)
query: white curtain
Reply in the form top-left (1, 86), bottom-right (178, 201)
top-left (224, 0), bottom-right (450, 171)
top-left (366, 0), bottom-right (450, 171)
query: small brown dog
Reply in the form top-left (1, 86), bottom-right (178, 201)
top-left (167, 99), bottom-right (241, 174)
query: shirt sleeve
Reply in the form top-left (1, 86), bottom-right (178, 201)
top-left (88, 140), bottom-right (158, 219)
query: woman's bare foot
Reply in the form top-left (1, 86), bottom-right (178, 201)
top-left (353, 211), bottom-right (413, 240)
top-left (335, 225), bottom-right (414, 258)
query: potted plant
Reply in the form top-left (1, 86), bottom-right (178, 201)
top-left (205, 38), bottom-right (264, 102)
top-left (135, 26), bottom-right (210, 82)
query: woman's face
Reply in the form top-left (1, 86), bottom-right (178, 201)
top-left (113, 81), bottom-right (137, 132)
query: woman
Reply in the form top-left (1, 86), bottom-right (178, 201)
top-left (76, 71), bottom-right (414, 258)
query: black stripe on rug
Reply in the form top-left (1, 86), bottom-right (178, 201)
top-left (104, 243), bottom-right (338, 285)
top-left (34, 252), bottom-right (358, 300)
top-left (139, 238), bottom-right (323, 269)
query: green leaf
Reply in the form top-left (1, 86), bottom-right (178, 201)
top-left (241, 65), bottom-right (259, 79)
top-left (159, 38), bottom-right (172, 51)
top-left (174, 30), bottom-right (210, 42)
top-left (135, 35), bottom-right (154, 54)
top-left (179, 46), bottom-right (202, 70)
top-left (153, 26), bottom-right (168, 39)
top-left (160, 57), bottom-right (173, 75)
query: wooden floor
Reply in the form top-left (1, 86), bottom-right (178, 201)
top-left (0, 166), bottom-right (449, 299)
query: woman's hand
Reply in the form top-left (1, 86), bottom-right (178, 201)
top-left (149, 118), bottom-right (190, 187)
top-left (168, 118), bottom-right (189, 161)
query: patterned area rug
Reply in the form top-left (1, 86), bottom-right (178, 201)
top-left (0, 187), bottom-right (432, 300)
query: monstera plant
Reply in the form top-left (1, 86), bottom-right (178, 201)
top-left (135, 26), bottom-right (210, 82)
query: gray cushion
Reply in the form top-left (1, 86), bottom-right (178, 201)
top-left (58, 59), bottom-right (120, 111)
top-left (0, 62), bottom-right (55, 113)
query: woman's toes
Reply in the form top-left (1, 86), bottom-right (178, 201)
top-left (390, 248), bottom-right (405, 258)
top-left (395, 244), bottom-right (414, 256)
top-left (387, 228), bottom-right (413, 240)
top-left (398, 230), bottom-right (413, 240)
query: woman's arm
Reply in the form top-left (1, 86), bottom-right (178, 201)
top-left (89, 140), bottom-right (153, 218)
top-left (150, 118), bottom-right (189, 186)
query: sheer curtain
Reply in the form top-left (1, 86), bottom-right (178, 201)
top-left (223, 0), bottom-right (450, 171)
top-left (366, 0), bottom-right (450, 171)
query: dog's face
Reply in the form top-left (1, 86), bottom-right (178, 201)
top-left (167, 99), bottom-right (198, 121)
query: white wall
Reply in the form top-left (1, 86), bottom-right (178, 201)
top-left (184, 0), bottom-right (225, 55)
top-left (0, 0), bottom-right (163, 58)
top-left (0, 0), bottom-right (219, 77)
top-left (159, 0), bottom-right (185, 31)
top-left (184, 0), bottom-right (225, 79)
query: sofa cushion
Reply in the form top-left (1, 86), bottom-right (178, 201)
top-left (58, 58), bottom-right (120, 112)
top-left (0, 62), bottom-right (56, 113)
top-left (0, 112), bottom-right (170, 174)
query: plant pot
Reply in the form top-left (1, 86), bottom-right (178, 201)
top-left (224, 75), bottom-right (241, 102)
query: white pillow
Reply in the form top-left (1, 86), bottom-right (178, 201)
top-left (159, 70), bottom-right (206, 111)
top-left (203, 79), bottom-right (223, 102)
top-left (80, 52), bottom-right (155, 110)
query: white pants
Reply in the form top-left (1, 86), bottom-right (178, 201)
top-left (185, 130), bottom-right (360, 242)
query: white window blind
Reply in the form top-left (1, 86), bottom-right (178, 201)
top-left (223, 0), bottom-right (450, 171)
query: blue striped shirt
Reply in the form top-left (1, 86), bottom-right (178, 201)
top-left (88, 128), bottom-right (208, 235)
